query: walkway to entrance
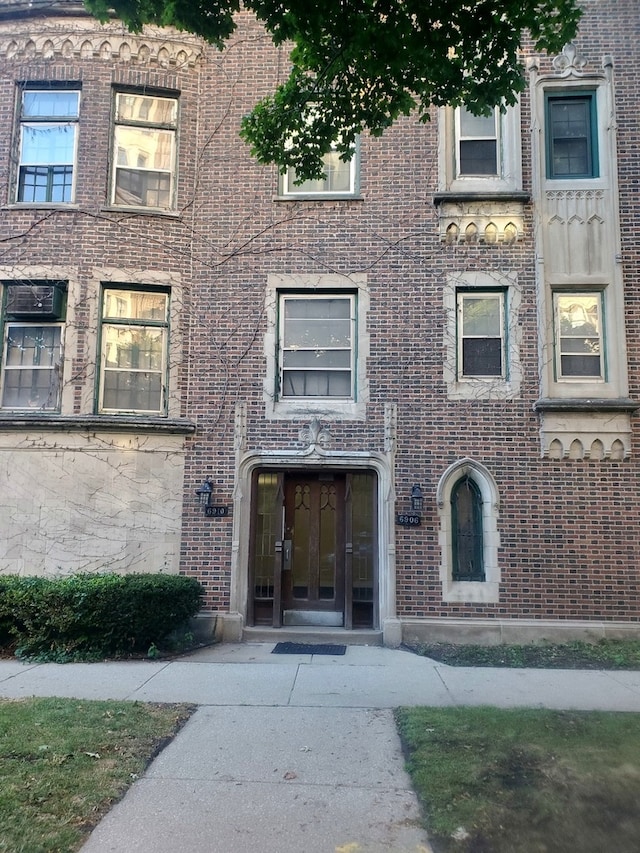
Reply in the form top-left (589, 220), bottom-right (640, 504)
top-left (3, 644), bottom-right (639, 852)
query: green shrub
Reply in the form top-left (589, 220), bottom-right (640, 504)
top-left (0, 573), bottom-right (203, 661)
top-left (0, 577), bottom-right (19, 644)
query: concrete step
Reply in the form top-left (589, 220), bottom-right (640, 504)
top-left (242, 626), bottom-right (383, 646)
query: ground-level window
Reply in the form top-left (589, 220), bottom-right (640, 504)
top-left (436, 458), bottom-right (500, 603)
top-left (0, 281), bottom-right (66, 410)
top-left (279, 293), bottom-right (356, 399)
top-left (17, 87), bottom-right (80, 204)
top-left (457, 290), bottom-right (505, 379)
top-left (553, 292), bottom-right (603, 380)
top-left (99, 287), bottom-right (169, 414)
top-left (452, 476), bottom-right (485, 581)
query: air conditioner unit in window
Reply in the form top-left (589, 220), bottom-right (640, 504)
top-left (5, 283), bottom-right (66, 319)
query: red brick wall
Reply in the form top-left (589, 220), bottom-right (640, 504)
top-left (0, 2), bottom-right (637, 622)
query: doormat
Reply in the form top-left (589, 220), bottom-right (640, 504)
top-left (272, 642), bottom-right (347, 656)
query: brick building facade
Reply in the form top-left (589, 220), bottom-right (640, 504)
top-left (0, 0), bottom-right (638, 646)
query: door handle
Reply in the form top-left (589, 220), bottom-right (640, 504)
top-left (283, 539), bottom-right (292, 571)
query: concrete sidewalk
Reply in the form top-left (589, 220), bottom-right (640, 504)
top-left (2, 642), bottom-right (640, 852)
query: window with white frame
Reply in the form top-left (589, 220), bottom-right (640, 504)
top-left (279, 294), bottom-right (355, 398)
top-left (440, 102), bottom-right (521, 193)
top-left (99, 287), bottom-right (169, 414)
top-left (0, 282), bottom-right (66, 410)
top-left (444, 272), bottom-right (521, 400)
top-left (16, 88), bottom-right (80, 204)
top-left (111, 92), bottom-right (178, 210)
top-left (457, 291), bottom-right (505, 379)
top-left (554, 292), bottom-right (603, 380)
top-left (455, 106), bottom-right (499, 177)
top-left (280, 142), bottom-right (358, 197)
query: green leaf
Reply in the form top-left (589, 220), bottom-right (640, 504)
top-left (83, 0), bottom-right (583, 179)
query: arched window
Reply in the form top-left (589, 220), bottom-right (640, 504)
top-left (452, 476), bottom-right (485, 581)
top-left (437, 459), bottom-right (500, 603)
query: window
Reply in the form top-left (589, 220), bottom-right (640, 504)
top-left (439, 102), bottom-right (522, 196)
top-left (455, 106), bottom-right (499, 177)
top-left (99, 287), bottom-right (169, 414)
top-left (457, 291), bottom-right (505, 379)
top-left (280, 143), bottom-right (358, 197)
top-left (1, 282), bottom-right (66, 410)
top-left (436, 459), bottom-right (500, 603)
top-left (444, 273), bottom-right (521, 400)
top-left (279, 294), bottom-right (355, 398)
top-left (16, 88), bottom-right (79, 204)
top-left (545, 92), bottom-right (598, 179)
top-left (554, 293), bottom-right (603, 380)
top-left (451, 477), bottom-right (485, 581)
top-left (111, 92), bottom-right (178, 210)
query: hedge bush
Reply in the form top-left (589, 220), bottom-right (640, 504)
top-left (0, 573), bottom-right (203, 661)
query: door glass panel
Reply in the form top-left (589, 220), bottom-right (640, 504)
top-left (292, 483), bottom-right (311, 598)
top-left (351, 472), bottom-right (375, 606)
top-left (253, 473), bottom-right (280, 600)
top-left (318, 483), bottom-right (337, 598)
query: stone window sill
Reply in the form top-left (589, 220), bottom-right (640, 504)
top-left (0, 413), bottom-right (196, 434)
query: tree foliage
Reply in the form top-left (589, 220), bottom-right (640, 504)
top-left (84, 0), bottom-right (582, 179)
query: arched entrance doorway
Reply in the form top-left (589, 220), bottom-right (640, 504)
top-left (248, 468), bottom-right (378, 629)
top-left (230, 446), bottom-right (396, 637)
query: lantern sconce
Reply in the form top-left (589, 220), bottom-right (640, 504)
top-left (410, 484), bottom-right (424, 515)
top-left (195, 476), bottom-right (230, 518)
top-left (195, 476), bottom-right (213, 507)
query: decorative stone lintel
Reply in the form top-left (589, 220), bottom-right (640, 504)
top-left (0, 14), bottom-right (203, 67)
top-left (0, 414), bottom-right (196, 434)
top-left (536, 407), bottom-right (634, 460)
top-left (434, 193), bottom-right (528, 245)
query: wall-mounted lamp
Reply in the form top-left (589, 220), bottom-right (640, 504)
top-left (195, 477), bottom-right (213, 507)
top-left (410, 484), bottom-right (424, 515)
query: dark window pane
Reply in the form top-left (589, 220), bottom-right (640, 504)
top-left (462, 338), bottom-right (502, 376)
top-left (548, 97), bottom-right (593, 177)
top-left (560, 355), bottom-right (601, 377)
top-left (452, 478), bottom-right (484, 581)
top-left (459, 140), bottom-right (497, 175)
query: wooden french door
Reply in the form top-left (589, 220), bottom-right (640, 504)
top-left (282, 472), bottom-right (345, 624)
top-left (249, 469), bottom-right (377, 629)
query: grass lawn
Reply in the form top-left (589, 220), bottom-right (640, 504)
top-left (409, 638), bottom-right (640, 669)
top-left (0, 697), bottom-right (194, 853)
top-left (396, 706), bottom-right (640, 853)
